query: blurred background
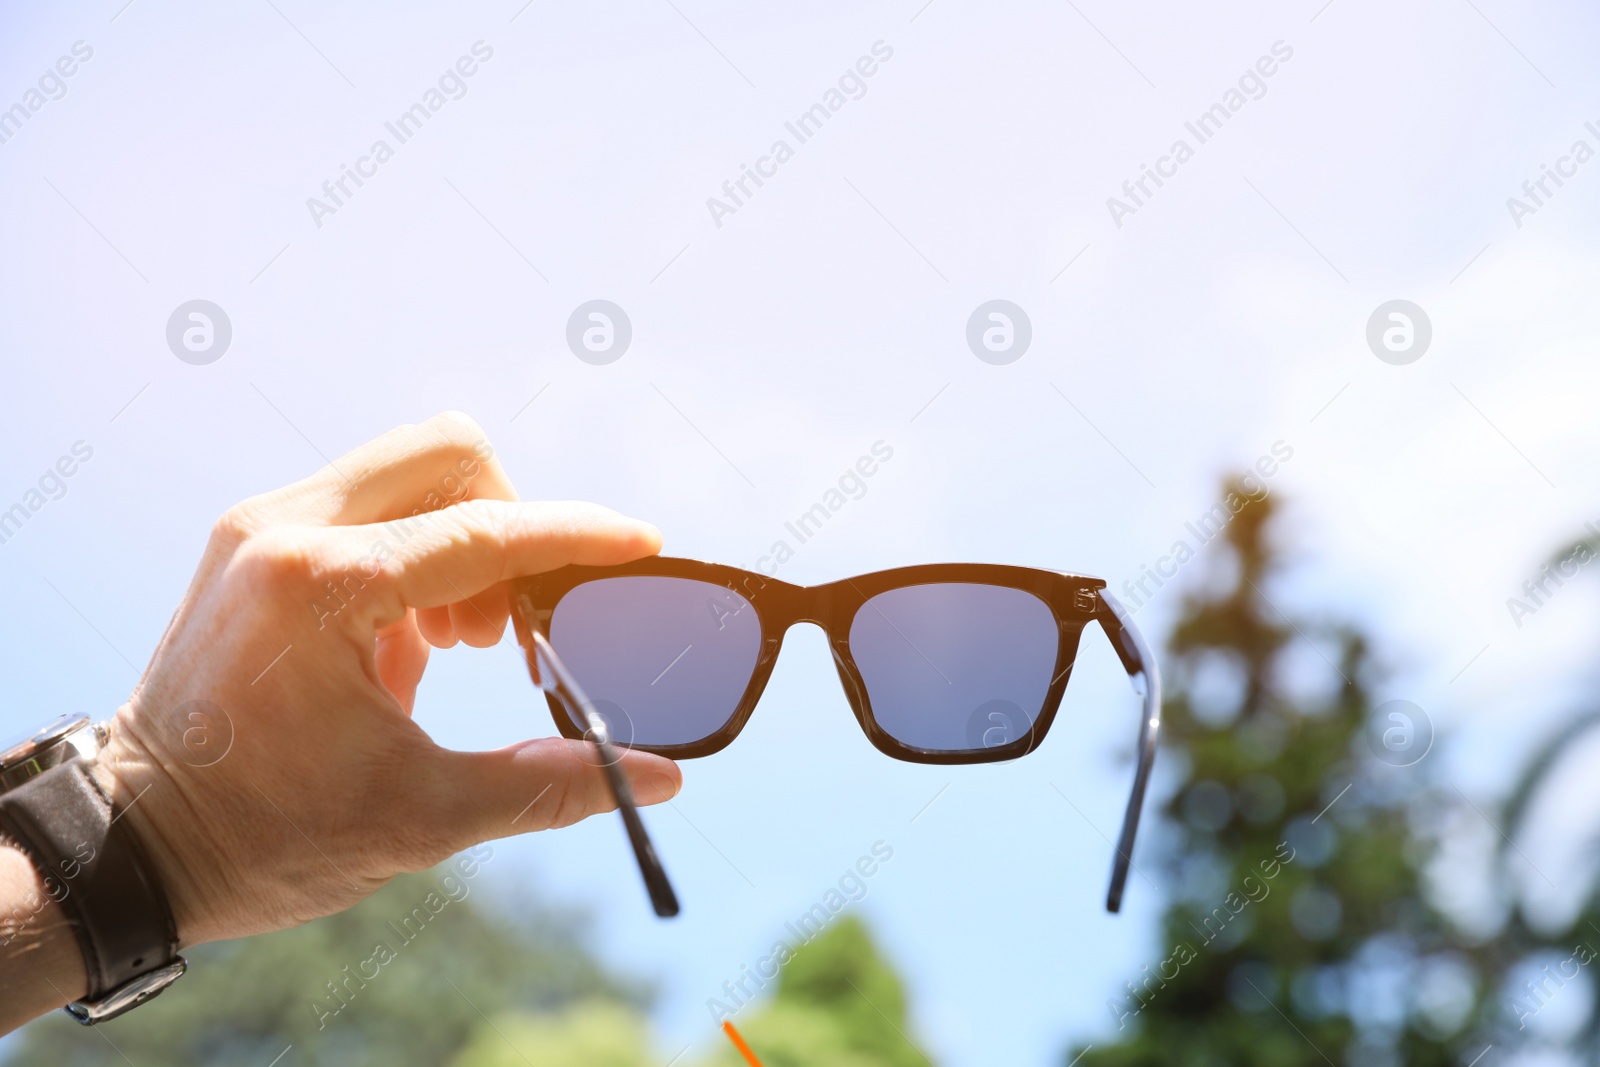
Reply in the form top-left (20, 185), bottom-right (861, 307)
top-left (2, 1), bottom-right (1598, 1064)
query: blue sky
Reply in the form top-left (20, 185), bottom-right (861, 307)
top-left (3, 1), bottom-right (1600, 1064)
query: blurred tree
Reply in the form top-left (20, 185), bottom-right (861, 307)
top-left (1066, 481), bottom-right (1480, 1066)
top-left (1465, 529), bottom-right (1600, 1056)
top-left (1481, 711), bottom-right (1600, 1055)
top-left (6, 863), bottom-right (642, 1067)
top-left (684, 921), bottom-right (928, 1067)
top-left (690, 916), bottom-right (930, 1067)
top-left (449, 1000), bottom-right (655, 1067)
top-left (451, 916), bottom-right (933, 1067)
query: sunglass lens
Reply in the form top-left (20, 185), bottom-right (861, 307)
top-left (848, 583), bottom-right (1062, 753)
top-left (548, 576), bottom-right (762, 748)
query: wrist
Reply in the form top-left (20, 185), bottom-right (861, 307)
top-left (89, 726), bottom-right (210, 947)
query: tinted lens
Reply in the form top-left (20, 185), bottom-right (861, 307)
top-left (848, 583), bottom-right (1061, 753)
top-left (548, 576), bottom-right (763, 748)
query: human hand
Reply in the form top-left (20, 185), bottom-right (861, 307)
top-left (89, 412), bottom-right (681, 946)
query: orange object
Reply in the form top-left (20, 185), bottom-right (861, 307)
top-left (721, 1020), bottom-right (766, 1066)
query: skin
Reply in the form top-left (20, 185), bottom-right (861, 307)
top-left (0, 412), bottom-right (682, 1032)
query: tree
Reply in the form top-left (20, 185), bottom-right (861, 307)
top-left (8, 859), bottom-right (642, 1067)
top-left (1462, 528), bottom-right (1600, 1057)
top-left (1067, 481), bottom-right (1479, 1066)
top-left (692, 917), bottom-right (931, 1067)
top-left (450, 916), bottom-right (935, 1067)
top-left (449, 1000), bottom-right (656, 1067)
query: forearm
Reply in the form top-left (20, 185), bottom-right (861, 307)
top-left (0, 843), bottom-right (87, 1033)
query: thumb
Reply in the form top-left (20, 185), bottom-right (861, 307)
top-left (426, 738), bottom-right (682, 850)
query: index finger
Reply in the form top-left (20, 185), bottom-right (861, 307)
top-left (345, 499), bottom-right (661, 630)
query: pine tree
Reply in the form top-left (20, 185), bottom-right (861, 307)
top-left (1068, 482), bottom-right (1477, 1066)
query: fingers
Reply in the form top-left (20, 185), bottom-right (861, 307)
top-left (374, 610), bottom-right (430, 714)
top-left (233, 412), bottom-right (521, 529)
top-left (425, 739), bottom-right (682, 852)
top-left (350, 499), bottom-right (661, 630)
top-left (415, 604), bottom-right (458, 648)
top-left (221, 411), bottom-right (596, 650)
top-left (449, 584), bottom-right (510, 647)
top-left (414, 593), bottom-right (507, 649)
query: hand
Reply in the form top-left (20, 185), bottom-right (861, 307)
top-left (90, 412), bottom-right (681, 946)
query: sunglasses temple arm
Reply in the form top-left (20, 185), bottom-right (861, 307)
top-left (588, 726), bottom-right (681, 919)
top-left (527, 633), bottom-right (681, 919)
top-left (1095, 590), bottom-right (1163, 914)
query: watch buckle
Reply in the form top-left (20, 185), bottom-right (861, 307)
top-left (64, 958), bottom-right (187, 1025)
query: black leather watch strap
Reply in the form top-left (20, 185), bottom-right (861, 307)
top-left (0, 757), bottom-right (182, 1020)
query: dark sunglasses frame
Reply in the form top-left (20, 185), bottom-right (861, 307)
top-left (509, 558), bottom-right (1161, 912)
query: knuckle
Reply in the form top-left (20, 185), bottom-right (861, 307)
top-left (546, 783), bottom-right (585, 829)
top-left (456, 496), bottom-right (502, 528)
top-left (465, 500), bottom-right (513, 574)
top-left (449, 498), bottom-right (505, 549)
top-left (422, 411), bottom-right (490, 455)
top-left (543, 749), bottom-right (603, 830)
top-left (392, 414), bottom-right (499, 505)
top-left (211, 501), bottom-right (265, 548)
top-left (227, 527), bottom-right (328, 592)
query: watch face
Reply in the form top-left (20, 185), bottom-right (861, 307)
top-left (0, 714), bottom-right (89, 770)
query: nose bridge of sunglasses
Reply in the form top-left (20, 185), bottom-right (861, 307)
top-left (743, 574), bottom-right (829, 625)
top-left (733, 578), bottom-right (860, 668)
top-left (736, 577), bottom-right (869, 708)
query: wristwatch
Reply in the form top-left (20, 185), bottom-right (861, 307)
top-left (0, 714), bottom-right (186, 1023)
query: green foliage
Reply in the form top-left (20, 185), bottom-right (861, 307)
top-left (1067, 482), bottom-right (1471, 1066)
top-left (702, 1002), bottom-right (898, 1067)
top-left (709, 916), bottom-right (929, 1067)
top-left (454, 916), bottom-right (933, 1067)
top-left (449, 1000), bottom-right (654, 1067)
top-left (8, 866), bottom-right (639, 1067)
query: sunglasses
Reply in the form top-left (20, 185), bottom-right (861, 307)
top-left (509, 558), bottom-right (1161, 914)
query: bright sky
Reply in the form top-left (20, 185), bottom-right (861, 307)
top-left (2, 1), bottom-right (1598, 1065)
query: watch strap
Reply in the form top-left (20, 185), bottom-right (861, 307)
top-left (0, 757), bottom-right (183, 1021)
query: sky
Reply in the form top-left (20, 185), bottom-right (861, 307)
top-left (2, 1), bottom-right (1599, 1064)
